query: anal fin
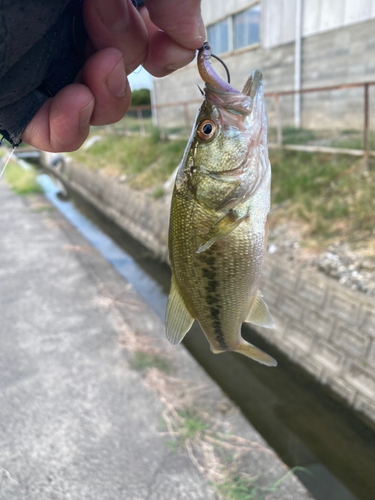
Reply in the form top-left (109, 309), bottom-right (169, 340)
top-left (166, 276), bottom-right (194, 345)
top-left (234, 340), bottom-right (277, 367)
top-left (246, 290), bottom-right (275, 329)
top-left (196, 211), bottom-right (248, 254)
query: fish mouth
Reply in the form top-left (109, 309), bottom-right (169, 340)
top-left (197, 42), bottom-right (264, 116)
top-left (203, 69), bottom-right (263, 117)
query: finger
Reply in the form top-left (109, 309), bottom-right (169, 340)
top-left (83, 0), bottom-right (148, 73)
top-left (22, 84), bottom-right (94, 152)
top-left (143, 30), bottom-right (195, 77)
top-left (145, 0), bottom-right (205, 50)
top-left (137, 7), bottom-right (194, 77)
top-left (81, 47), bottom-right (131, 126)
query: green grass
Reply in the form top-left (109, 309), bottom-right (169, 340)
top-left (3, 163), bottom-right (43, 195)
top-left (152, 186), bottom-right (165, 199)
top-left (72, 132), bottom-right (375, 245)
top-left (178, 409), bottom-right (208, 441)
top-left (217, 467), bottom-right (310, 500)
top-left (269, 149), bottom-right (375, 241)
top-left (269, 126), bottom-right (375, 150)
top-left (217, 475), bottom-right (261, 500)
top-left (29, 206), bottom-right (55, 213)
top-left (70, 132), bottom-right (186, 189)
top-left (281, 126), bottom-right (317, 145)
top-left (163, 409), bottom-right (208, 455)
top-left (131, 351), bottom-right (172, 374)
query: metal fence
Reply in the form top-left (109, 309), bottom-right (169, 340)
top-left (116, 81), bottom-right (375, 162)
top-left (95, 105), bottom-right (153, 137)
top-left (265, 81), bottom-right (375, 164)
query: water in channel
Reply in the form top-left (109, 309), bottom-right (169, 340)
top-left (37, 172), bottom-right (375, 500)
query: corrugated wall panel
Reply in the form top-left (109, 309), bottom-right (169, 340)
top-left (263, 0), bottom-right (284, 47)
top-left (303, 0), bottom-right (321, 36)
top-left (283, 0), bottom-right (297, 44)
top-left (202, 0), bottom-right (253, 25)
top-left (320, 0), bottom-right (344, 31)
top-left (344, 0), bottom-right (373, 24)
top-left (204, 0), bottom-right (375, 49)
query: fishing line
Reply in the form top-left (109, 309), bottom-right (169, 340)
top-left (0, 147), bottom-right (16, 180)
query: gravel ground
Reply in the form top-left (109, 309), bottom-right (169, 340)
top-left (268, 222), bottom-right (375, 297)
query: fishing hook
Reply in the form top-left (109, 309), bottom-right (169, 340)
top-left (211, 53), bottom-right (231, 84)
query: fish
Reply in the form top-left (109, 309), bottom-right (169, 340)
top-left (165, 41), bottom-right (276, 367)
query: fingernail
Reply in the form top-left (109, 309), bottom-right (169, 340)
top-left (79, 98), bottom-right (95, 127)
top-left (106, 59), bottom-right (126, 97)
top-left (96, 0), bottom-right (129, 33)
top-left (195, 15), bottom-right (206, 44)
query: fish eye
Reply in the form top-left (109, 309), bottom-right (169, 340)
top-left (197, 119), bottom-right (216, 140)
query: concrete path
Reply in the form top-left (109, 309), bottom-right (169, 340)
top-left (0, 180), bottom-right (309, 499)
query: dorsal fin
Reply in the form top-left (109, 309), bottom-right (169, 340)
top-left (245, 290), bottom-right (275, 329)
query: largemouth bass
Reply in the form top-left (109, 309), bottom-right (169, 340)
top-left (166, 42), bottom-right (276, 367)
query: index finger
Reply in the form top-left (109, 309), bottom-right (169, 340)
top-left (145, 0), bottom-right (205, 50)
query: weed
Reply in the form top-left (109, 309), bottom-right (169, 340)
top-left (216, 467), bottom-right (311, 500)
top-left (178, 408), bottom-right (208, 441)
top-left (164, 440), bottom-right (178, 454)
top-left (30, 206), bottom-right (55, 213)
top-left (69, 134), bottom-right (186, 189)
top-left (3, 163), bottom-right (43, 195)
top-left (150, 127), bottom-right (161, 144)
top-left (281, 126), bottom-right (316, 145)
top-left (270, 150), bottom-right (375, 243)
top-left (144, 369), bottom-right (309, 500)
top-left (152, 186), bottom-right (165, 199)
top-left (131, 351), bottom-right (172, 374)
top-left (71, 132), bottom-right (375, 247)
top-left (217, 474), bottom-right (260, 500)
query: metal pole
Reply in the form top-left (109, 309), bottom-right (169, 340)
top-left (137, 108), bottom-right (146, 137)
top-left (294, 0), bottom-right (302, 128)
top-left (364, 83), bottom-right (369, 170)
top-left (150, 81), bottom-right (158, 127)
top-left (183, 103), bottom-right (190, 135)
top-left (274, 94), bottom-right (283, 147)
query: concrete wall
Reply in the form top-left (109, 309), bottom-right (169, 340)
top-left (258, 256), bottom-right (375, 423)
top-left (55, 160), bottom-right (170, 263)
top-left (45, 158), bottom-right (375, 424)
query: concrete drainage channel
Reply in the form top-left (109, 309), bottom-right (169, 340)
top-left (33, 163), bottom-right (375, 500)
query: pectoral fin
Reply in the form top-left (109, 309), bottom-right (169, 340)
top-left (165, 276), bottom-right (194, 345)
top-left (196, 212), bottom-right (248, 254)
top-left (245, 290), bottom-right (275, 329)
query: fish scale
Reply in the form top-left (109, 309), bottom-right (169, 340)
top-left (165, 42), bottom-right (277, 367)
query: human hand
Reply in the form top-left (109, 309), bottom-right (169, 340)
top-left (22, 0), bottom-right (205, 152)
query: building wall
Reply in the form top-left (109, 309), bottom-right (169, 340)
top-left (201, 0), bottom-right (375, 48)
top-left (153, 17), bottom-right (375, 131)
top-left (303, 0), bottom-right (375, 38)
top-left (45, 158), bottom-right (375, 425)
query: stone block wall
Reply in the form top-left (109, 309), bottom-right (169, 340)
top-left (258, 257), bottom-right (375, 422)
top-left (48, 160), bottom-right (170, 263)
top-left (45, 158), bottom-right (375, 423)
